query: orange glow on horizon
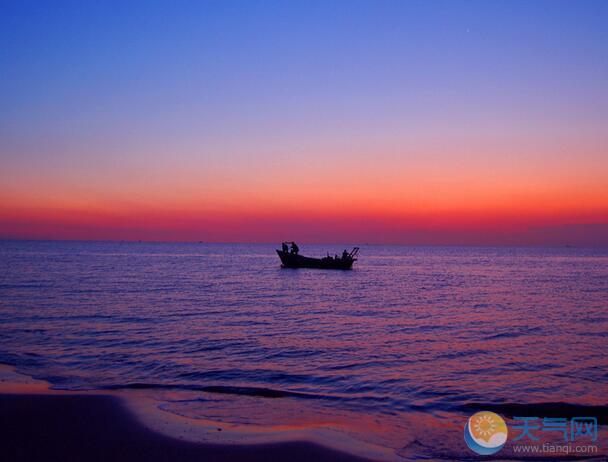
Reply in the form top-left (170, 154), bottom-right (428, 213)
top-left (2, 141), bottom-right (607, 245)
top-left (1, 197), bottom-right (607, 245)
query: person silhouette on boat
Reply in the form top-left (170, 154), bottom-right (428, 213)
top-left (342, 249), bottom-right (349, 260)
top-left (290, 242), bottom-right (299, 255)
top-left (282, 242), bottom-right (289, 253)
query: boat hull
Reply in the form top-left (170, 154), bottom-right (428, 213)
top-left (276, 250), bottom-right (355, 270)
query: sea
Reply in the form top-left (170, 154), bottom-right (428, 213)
top-left (1, 241), bottom-right (607, 460)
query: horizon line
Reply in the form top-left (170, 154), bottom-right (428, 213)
top-left (1, 237), bottom-right (607, 249)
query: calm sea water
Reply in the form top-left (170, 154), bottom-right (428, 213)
top-left (1, 241), bottom-right (607, 459)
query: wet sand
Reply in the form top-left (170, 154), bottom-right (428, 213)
top-left (0, 393), bottom-right (375, 462)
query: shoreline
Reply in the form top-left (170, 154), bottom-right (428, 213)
top-left (0, 364), bottom-right (385, 462)
top-left (0, 393), bottom-right (379, 462)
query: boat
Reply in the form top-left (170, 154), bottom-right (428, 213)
top-left (276, 242), bottom-right (359, 270)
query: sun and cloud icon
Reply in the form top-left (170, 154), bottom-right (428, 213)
top-left (464, 411), bottom-right (508, 455)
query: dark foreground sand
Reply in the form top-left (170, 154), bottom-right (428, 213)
top-left (0, 393), bottom-right (375, 462)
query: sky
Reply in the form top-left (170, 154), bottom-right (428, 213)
top-left (1, 0), bottom-right (607, 245)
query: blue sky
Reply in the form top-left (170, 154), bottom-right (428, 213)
top-left (1, 1), bottom-right (607, 244)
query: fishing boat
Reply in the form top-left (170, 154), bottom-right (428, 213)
top-left (276, 242), bottom-right (359, 270)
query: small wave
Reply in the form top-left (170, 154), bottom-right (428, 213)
top-left (483, 326), bottom-right (543, 340)
top-left (100, 382), bottom-right (329, 400)
top-left (457, 402), bottom-right (608, 424)
top-left (98, 383), bottom-right (401, 408)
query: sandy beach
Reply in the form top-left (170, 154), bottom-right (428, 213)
top-left (0, 392), bottom-right (376, 462)
top-left (0, 363), bottom-right (392, 461)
